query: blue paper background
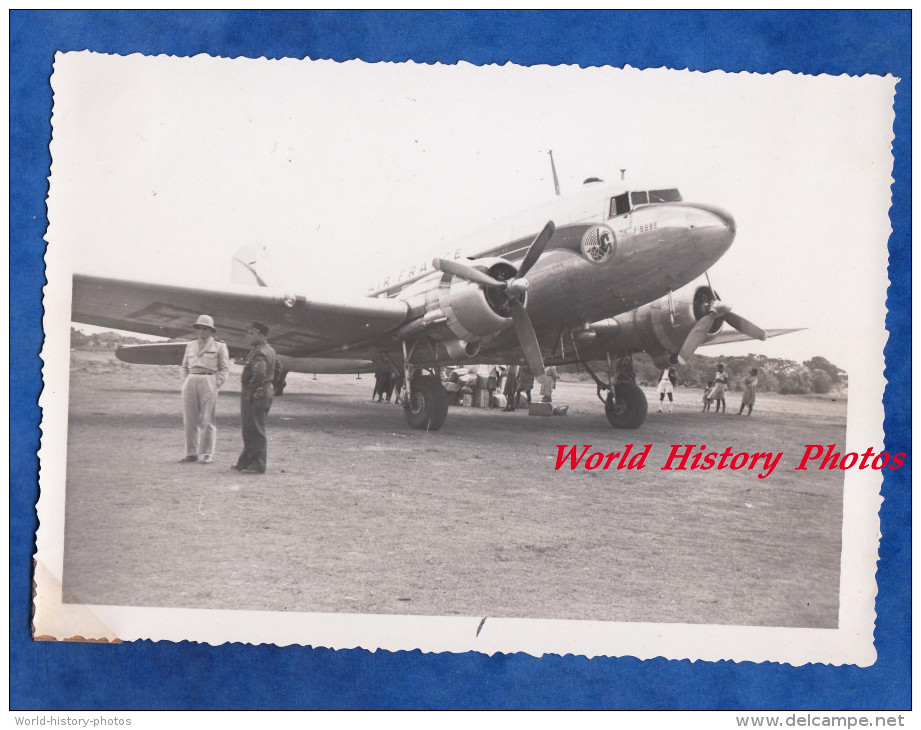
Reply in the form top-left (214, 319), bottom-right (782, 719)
top-left (10, 10), bottom-right (910, 709)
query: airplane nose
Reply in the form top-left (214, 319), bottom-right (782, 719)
top-left (688, 204), bottom-right (735, 262)
top-left (713, 207), bottom-right (735, 237)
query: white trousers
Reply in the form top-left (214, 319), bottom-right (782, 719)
top-left (182, 374), bottom-right (218, 457)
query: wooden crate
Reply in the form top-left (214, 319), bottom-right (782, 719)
top-left (528, 401), bottom-right (553, 417)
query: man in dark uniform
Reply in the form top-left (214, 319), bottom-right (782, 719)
top-left (232, 321), bottom-right (277, 475)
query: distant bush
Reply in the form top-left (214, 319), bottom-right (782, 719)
top-left (809, 369), bottom-right (833, 394)
top-left (70, 327), bottom-right (157, 351)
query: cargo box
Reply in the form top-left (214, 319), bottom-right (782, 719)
top-left (529, 401), bottom-right (553, 417)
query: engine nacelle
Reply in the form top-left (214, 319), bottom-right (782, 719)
top-left (436, 257), bottom-right (522, 343)
top-left (599, 286), bottom-right (723, 367)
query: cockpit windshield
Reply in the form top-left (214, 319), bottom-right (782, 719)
top-left (609, 188), bottom-right (682, 217)
top-left (648, 188), bottom-right (682, 203)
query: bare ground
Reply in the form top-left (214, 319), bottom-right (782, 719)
top-left (60, 351), bottom-right (846, 627)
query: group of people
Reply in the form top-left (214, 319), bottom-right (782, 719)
top-left (179, 314), bottom-right (277, 474)
top-left (657, 363), bottom-right (760, 415)
top-left (486, 364), bottom-right (556, 410)
top-left (371, 369), bottom-right (404, 403)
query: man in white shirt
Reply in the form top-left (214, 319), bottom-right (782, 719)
top-left (179, 314), bottom-right (230, 464)
top-left (657, 366), bottom-right (677, 413)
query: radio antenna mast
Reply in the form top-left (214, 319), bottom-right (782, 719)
top-left (548, 150), bottom-right (561, 196)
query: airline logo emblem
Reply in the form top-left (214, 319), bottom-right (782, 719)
top-left (581, 225), bottom-right (615, 263)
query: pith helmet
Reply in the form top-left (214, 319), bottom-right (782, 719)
top-left (194, 314), bottom-right (216, 331)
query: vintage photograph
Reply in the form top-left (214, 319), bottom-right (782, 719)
top-left (36, 53), bottom-right (895, 664)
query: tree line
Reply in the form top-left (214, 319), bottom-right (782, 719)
top-left (70, 328), bottom-right (152, 350)
top-left (626, 353), bottom-right (846, 396)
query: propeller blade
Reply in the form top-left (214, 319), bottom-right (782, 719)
top-left (509, 299), bottom-right (546, 379)
top-left (432, 258), bottom-right (505, 288)
top-left (678, 313), bottom-right (716, 363)
top-left (724, 312), bottom-right (767, 341)
top-left (515, 221), bottom-right (556, 279)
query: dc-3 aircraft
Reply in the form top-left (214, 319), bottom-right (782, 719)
top-left (72, 175), bottom-right (794, 431)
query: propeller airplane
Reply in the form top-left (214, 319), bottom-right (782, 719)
top-left (72, 176), bottom-right (792, 431)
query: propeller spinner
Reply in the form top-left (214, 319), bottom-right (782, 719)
top-left (677, 281), bottom-right (767, 363)
top-left (433, 221), bottom-right (556, 379)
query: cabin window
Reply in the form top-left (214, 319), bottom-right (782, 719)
top-left (609, 193), bottom-right (630, 217)
top-left (648, 188), bottom-right (682, 203)
top-left (630, 191), bottom-right (649, 206)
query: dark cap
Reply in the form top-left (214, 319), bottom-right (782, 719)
top-left (247, 321), bottom-right (270, 336)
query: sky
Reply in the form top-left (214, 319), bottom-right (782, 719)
top-left (49, 54), bottom-right (897, 372)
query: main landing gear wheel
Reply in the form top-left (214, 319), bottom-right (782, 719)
top-left (404, 374), bottom-right (449, 431)
top-left (605, 381), bottom-right (648, 429)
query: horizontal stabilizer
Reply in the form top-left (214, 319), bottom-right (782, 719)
top-left (232, 243), bottom-right (274, 287)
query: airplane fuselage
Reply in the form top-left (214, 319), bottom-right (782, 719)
top-left (335, 181), bottom-right (735, 370)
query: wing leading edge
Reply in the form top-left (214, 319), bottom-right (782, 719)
top-left (700, 328), bottom-right (805, 347)
top-left (71, 274), bottom-right (410, 357)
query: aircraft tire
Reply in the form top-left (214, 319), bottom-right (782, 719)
top-left (404, 374), bottom-right (449, 431)
top-left (605, 382), bottom-right (648, 429)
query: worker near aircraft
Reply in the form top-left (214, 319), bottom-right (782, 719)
top-left (516, 365), bottom-right (534, 408)
top-left (540, 365), bottom-right (559, 403)
top-left (502, 365), bottom-right (519, 411)
top-left (656, 365), bottom-right (678, 413)
top-left (179, 314), bottom-right (230, 464)
top-left (710, 363), bottom-right (729, 414)
top-left (232, 321), bottom-right (277, 475)
top-left (738, 368), bottom-right (759, 416)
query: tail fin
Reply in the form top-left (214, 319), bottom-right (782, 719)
top-left (231, 243), bottom-right (276, 288)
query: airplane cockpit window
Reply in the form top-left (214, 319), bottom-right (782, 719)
top-left (630, 191), bottom-right (649, 206)
top-left (609, 193), bottom-right (630, 217)
top-left (649, 188), bottom-right (682, 203)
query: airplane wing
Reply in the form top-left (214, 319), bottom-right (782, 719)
top-left (701, 328), bottom-right (805, 347)
top-left (72, 274), bottom-right (410, 357)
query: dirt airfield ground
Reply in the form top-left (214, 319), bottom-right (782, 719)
top-left (60, 350), bottom-right (847, 628)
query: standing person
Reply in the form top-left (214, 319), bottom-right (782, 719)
top-left (656, 365), bottom-right (678, 413)
top-left (372, 369), bottom-right (391, 402)
top-left (710, 363), bottom-right (729, 414)
top-left (486, 365), bottom-right (500, 408)
top-left (232, 321), bottom-right (277, 475)
top-left (516, 365), bottom-right (534, 409)
top-left (502, 365), bottom-right (519, 411)
top-left (702, 380), bottom-right (714, 412)
top-left (372, 369), bottom-right (384, 401)
top-left (739, 368), bottom-right (759, 415)
top-left (382, 370), bottom-right (396, 403)
top-left (179, 314), bottom-right (230, 464)
top-left (540, 365), bottom-right (558, 403)
top-left (390, 371), bottom-right (404, 404)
